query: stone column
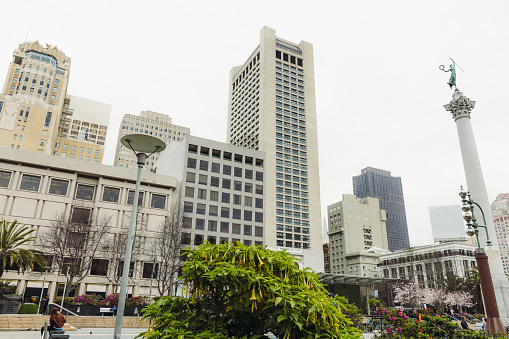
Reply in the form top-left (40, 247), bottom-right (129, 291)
top-left (444, 90), bottom-right (509, 323)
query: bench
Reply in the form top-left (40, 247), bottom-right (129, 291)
top-left (99, 308), bottom-right (115, 316)
top-left (49, 329), bottom-right (70, 339)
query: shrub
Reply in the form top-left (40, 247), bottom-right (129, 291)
top-left (72, 294), bottom-right (104, 305)
top-left (54, 296), bottom-right (74, 305)
top-left (18, 303), bottom-right (38, 314)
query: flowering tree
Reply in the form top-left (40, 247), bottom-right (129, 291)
top-left (393, 281), bottom-right (423, 311)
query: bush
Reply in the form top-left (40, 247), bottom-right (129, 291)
top-left (18, 303), bottom-right (38, 314)
top-left (54, 296), bottom-right (74, 305)
top-left (72, 294), bottom-right (104, 305)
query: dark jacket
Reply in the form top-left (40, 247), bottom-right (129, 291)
top-left (460, 320), bottom-right (470, 330)
top-left (50, 313), bottom-right (66, 329)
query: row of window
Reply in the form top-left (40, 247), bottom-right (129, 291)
top-left (188, 145), bottom-right (264, 167)
top-left (187, 158), bottom-right (263, 180)
top-left (183, 232), bottom-right (263, 247)
top-left (183, 201), bottom-right (263, 222)
top-left (0, 171), bottom-right (167, 209)
top-left (185, 186), bottom-right (263, 208)
top-left (183, 217), bottom-right (263, 237)
top-left (186, 172), bottom-right (263, 194)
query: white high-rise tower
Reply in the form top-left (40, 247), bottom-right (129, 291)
top-left (227, 27), bottom-right (323, 271)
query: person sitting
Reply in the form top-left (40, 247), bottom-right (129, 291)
top-left (40, 308), bottom-right (66, 336)
top-left (460, 316), bottom-right (471, 330)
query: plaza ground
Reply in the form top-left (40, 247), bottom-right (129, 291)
top-left (0, 328), bottom-right (144, 339)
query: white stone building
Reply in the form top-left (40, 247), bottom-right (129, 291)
top-left (0, 147), bottom-right (177, 304)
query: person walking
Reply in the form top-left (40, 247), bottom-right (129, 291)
top-left (40, 295), bottom-right (49, 315)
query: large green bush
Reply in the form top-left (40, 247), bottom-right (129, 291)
top-left (138, 243), bottom-right (363, 339)
top-left (18, 303), bottom-right (38, 314)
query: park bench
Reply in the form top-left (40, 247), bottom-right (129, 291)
top-left (99, 308), bottom-right (115, 316)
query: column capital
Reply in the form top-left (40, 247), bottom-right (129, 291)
top-left (444, 91), bottom-right (476, 121)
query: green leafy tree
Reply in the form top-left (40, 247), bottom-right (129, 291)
top-left (0, 219), bottom-right (43, 278)
top-left (139, 243), bottom-right (363, 339)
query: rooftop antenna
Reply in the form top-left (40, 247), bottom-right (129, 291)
top-left (24, 26), bottom-right (31, 43)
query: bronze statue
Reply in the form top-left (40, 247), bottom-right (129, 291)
top-left (439, 58), bottom-right (459, 91)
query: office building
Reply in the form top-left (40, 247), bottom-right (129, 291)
top-left (114, 110), bottom-right (190, 172)
top-left (353, 167), bottom-right (410, 251)
top-left (327, 194), bottom-right (389, 277)
top-left (379, 242), bottom-right (477, 288)
top-left (156, 135), bottom-right (267, 250)
top-left (491, 193), bottom-right (509, 275)
top-left (428, 205), bottom-right (467, 242)
top-left (0, 41), bottom-right (111, 163)
top-left (0, 147), bottom-right (177, 303)
top-left (227, 27), bottom-right (323, 271)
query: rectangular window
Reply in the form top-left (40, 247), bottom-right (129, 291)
top-left (71, 207), bottom-right (91, 224)
top-left (209, 205), bottom-right (218, 216)
top-left (183, 217), bottom-right (192, 228)
top-left (232, 223), bottom-right (241, 234)
top-left (196, 203), bottom-right (206, 214)
top-left (245, 183), bottom-right (253, 193)
top-left (255, 198), bottom-right (263, 209)
top-left (44, 111), bottom-right (52, 127)
top-left (20, 174), bottom-right (41, 192)
top-left (222, 179), bottom-right (231, 189)
top-left (234, 181), bottom-right (242, 191)
top-left (90, 259), bottom-right (108, 276)
top-left (127, 190), bottom-right (144, 205)
top-left (151, 194), bottom-right (166, 209)
top-left (222, 192), bottom-right (230, 203)
top-left (181, 233), bottom-right (191, 245)
top-left (256, 185), bottom-right (263, 195)
top-left (244, 225), bottom-right (252, 236)
top-left (255, 226), bottom-right (263, 237)
top-left (187, 158), bottom-right (197, 169)
top-left (244, 196), bottom-right (252, 207)
top-left (197, 188), bottom-right (207, 200)
top-left (234, 167), bottom-right (242, 177)
top-left (245, 169), bottom-right (253, 179)
top-left (0, 171), bottom-right (12, 188)
top-left (208, 236), bottom-right (216, 245)
top-left (195, 219), bottom-right (205, 230)
top-left (200, 160), bottom-right (208, 171)
top-left (233, 209), bottom-right (241, 220)
top-left (255, 212), bottom-right (263, 223)
top-left (186, 172), bottom-right (196, 183)
top-left (76, 184), bottom-right (95, 200)
top-left (223, 165), bottom-right (231, 175)
top-left (210, 190), bottom-right (219, 201)
top-left (220, 222), bottom-right (229, 233)
top-left (244, 210), bottom-right (252, 221)
top-left (48, 179), bottom-right (68, 195)
top-left (198, 174), bottom-right (207, 185)
top-left (221, 207), bottom-right (230, 218)
top-left (210, 176), bottom-right (220, 187)
top-left (184, 202), bottom-right (193, 213)
top-left (142, 262), bottom-right (158, 279)
top-left (211, 163), bottom-right (220, 173)
top-left (185, 186), bottom-right (195, 198)
top-left (256, 172), bottom-right (263, 181)
top-left (208, 220), bottom-right (217, 232)
top-left (194, 234), bottom-right (204, 245)
top-left (103, 187), bottom-right (120, 202)
top-left (233, 194), bottom-right (241, 205)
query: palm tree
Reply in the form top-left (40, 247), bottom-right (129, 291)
top-left (0, 219), bottom-right (41, 278)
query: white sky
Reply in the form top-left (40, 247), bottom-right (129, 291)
top-left (2, 1), bottom-right (509, 246)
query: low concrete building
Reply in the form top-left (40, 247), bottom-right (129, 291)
top-left (0, 147), bottom-right (177, 304)
top-left (379, 241), bottom-right (477, 288)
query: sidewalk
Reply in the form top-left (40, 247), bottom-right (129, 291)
top-left (0, 328), bottom-right (146, 339)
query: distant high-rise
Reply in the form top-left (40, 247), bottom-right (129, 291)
top-left (353, 167), bottom-right (409, 251)
top-left (114, 110), bottom-right (190, 172)
top-left (0, 41), bottom-right (111, 162)
top-left (227, 27), bottom-right (323, 271)
top-left (491, 193), bottom-right (509, 275)
top-left (429, 205), bottom-right (466, 242)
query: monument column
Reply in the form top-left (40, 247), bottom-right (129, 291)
top-left (444, 90), bottom-right (509, 323)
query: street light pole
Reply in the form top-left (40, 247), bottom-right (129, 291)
top-left (113, 134), bottom-right (165, 339)
top-left (37, 267), bottom-right (50, 314)
top-left (460, 187), bottom-right (506, 334)
top-left (60, 266), bottom-right (70, 311)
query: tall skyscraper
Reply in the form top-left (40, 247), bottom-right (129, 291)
top-left (353, 167), bottom-right (409, 251)
top-left (0, 41), bottom-right (111, 162)
top-left (114, 110), bottom-right (190, 172)
top-left (491, 193), bottom-right (509, 275)
top-left (227, 27), bottom-right (323, 271)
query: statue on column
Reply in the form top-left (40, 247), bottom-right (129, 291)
top-left (439, 58), bottom-right (459, 91)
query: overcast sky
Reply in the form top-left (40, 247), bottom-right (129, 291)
top-left (2, 1), bottom-right (509, 246)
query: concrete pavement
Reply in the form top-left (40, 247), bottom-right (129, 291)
top-left (0, 328), bottom-right (146, 339)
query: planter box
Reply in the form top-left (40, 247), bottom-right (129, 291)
top-left (49, 304), bottom-right (145, 317)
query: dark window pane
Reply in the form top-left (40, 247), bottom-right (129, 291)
top-left (0, 171), bottom-right (12, 188)
top-left (245, 169), bottom-right (253, 179)
top-left (142, 262), bottom-right (158, 279)
top-left (211, 163), bottom-right (220, 173)
top-left (20, 174), bottom-right (41, 192)
top-left (233, 209), bottom-right (241, 220)
top-left (195, 218), bottom-right (205, 230)
top-left (255, 226), bottom-right (263, 237)
top-left (208, 220), bottom-right (217, 232)
top-left (71, 207), bottom-right (91, 224)
top-left (127, 190), bottom-right (144, 205)
top-left (91, 259), bottom-right (108, 276)
top-left (183, 217), bottom-right (192, 228)
top-left (187, 158), bottom-right (197, 169)
top-left (186, 172), bottom-right (196, 183)
top-left (185, 186), bottom-right (194, 198)
top-left (49, 179), bottom-right (68, 195)
top-left (151, 194), bottom-right (166, 209)
top-left (209, 205), bottom-right (218, 216)
top-left (211, 176), bottom-right (220, 187)
top-left (221, 207), bottom-right (230, 218)
top-left (208, 236), bottom-right (216, 244)
top-left (103, 187), bottom-right (120, 202)
top-left (244, 225), bottom-right (252, 236)
top-left (199, 160), bottom-right (208, 171)
top-left (196, 203), bottom-right (206, 215)
top-left (234, 181), bottom-right (242, 191)
top-left (255, 212), bottom-right (263, 223)
top-left (199, 174), bottom-right (207, 185)
top-left (233, 195), bottom-right (241, 205)
top-left (181, 233), bottom-right (191, 244)
top-left (184, 202), bottom-right (193, 213)
top-left (210, 190), bottom-right (219, 201)
top-left (256, 171), bottom-right (263, 181)
top-left (194, 234), bottom-right (204, 245)
top-left (220, 222), bottom-right (229, 233)
top-left (232, 223), bottom-right (241, 234)
top-left (222, 192), bottom-right (230, 203)
top-left (223, 165), bottom-right (231, 175)
top-left (255, 198), bottom-right (263, 209)
top-left (245, 183), bottom-right (253, 193)
top-left (256, 185), bottom-right (263, 195)
top-left (222, 179), bottom-right (231, 189)
top-left (234, 167), bottom-right (242, 177)
top-left (244, 210), bottom-right (252, 221)
top-left (76, 184), bottom-right (95, 200)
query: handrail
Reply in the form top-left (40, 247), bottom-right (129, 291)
top-left (47, 302), bottom-right (87, 328)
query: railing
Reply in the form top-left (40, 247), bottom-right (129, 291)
top-left (47, 302), bottom-right (87, 328)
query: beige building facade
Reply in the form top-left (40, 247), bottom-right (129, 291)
top-left (114, 110), bottom-right (190, 172)
top-left (0, 41), bottom-right (111, 163)
top-left (328, 194), bottom-right (388, 276)
top-left (227, 27), bottom-right (323, 271)
top-left (0, 148), bottom-right (177, 304)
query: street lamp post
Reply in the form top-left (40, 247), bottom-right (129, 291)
top-left (60, 266), bottom-right (70, 311)
top-left (459, 186), bottom-right (506, 334)
top-left (37, 266), bottom-right (52, 314)
top-left (113, 134), bottom-right (166, 339)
